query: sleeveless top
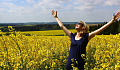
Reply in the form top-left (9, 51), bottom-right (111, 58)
top-left (66, 32), bottom-right (89, 69)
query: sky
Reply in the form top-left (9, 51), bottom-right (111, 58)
top-left (0, 0), bottom-right (120, 23)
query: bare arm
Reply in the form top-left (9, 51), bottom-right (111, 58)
top-left (88, 12), bottom-right (120, 40)
top-left (52, 10), bottom-right (71, 37)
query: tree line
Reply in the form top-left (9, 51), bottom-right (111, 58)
top-left (0, 20), bottom-right (120, 35)
top-left (89, 20), bottom-right (120, 35)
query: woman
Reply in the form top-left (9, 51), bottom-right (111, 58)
top-left (52, 10), bottom-right (120, 70)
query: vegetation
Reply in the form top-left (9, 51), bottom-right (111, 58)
top-left (0, 27), bottom-right (120, 70)
top-left (0, 20), bottom-right (120, 35)
top-left (0, 20), bottom-right (120, 69)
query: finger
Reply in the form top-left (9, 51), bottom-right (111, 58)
top-left (118, 15), bottom-right (120, 18)
top-left (116, 12), bottom-right (120, 16)
top-left (52, 10), bottom-right (54, 12)
top-left (52, 10), bottom-right (55, 15)
top-left (52, 10), bottom-right (55, 14)
top-left (117, 12), bottom-right (120, 14)
top-left (118, 12), bottom-right (120, 16)
top-left (56, 11), bottom-right (57, 15)
top-left (116, 17), bottom-right (119, 20)
top-left (116, 12), bottom-right (120, 18)
top-left (113, 13), bottom-right (115, 17)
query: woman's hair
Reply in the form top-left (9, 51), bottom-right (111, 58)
top-left (80, 21), bottom-right (89, 33)
top-left (75, 21), bottom-right (89, 36)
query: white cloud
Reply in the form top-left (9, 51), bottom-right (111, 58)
top-left (58, 0), bottom-right (72, 3)
top-left (0, 0), bottom-right (120, 23)
top-left (104, 0), bottom-right (120, 6)
top-left (75, 5), bottom-right (94, 10)
top-left (26, 0), bottom-right (35, 4)
top-left (0, 0), bottom-right (17, 1)
top-left (0, 8), bottom-right (6, 12)
top-left (1, 2), bottom-right (22, 10)
top-left (74, 0), bottom-right (119, 6)
top-left (73, 0), bottom-right (104, 10)
top-left (32, 0), bottom-right (63, 12)
top-left (74, 0), bottom-right (105, 6)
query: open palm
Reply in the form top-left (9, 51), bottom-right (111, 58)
top-left (113, 12), bottom-right (120, 21)
top-left (52, 10), bottom-right (58, 18)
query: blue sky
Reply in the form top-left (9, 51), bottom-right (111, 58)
top-left (0, 0), bottom-right (120, 23)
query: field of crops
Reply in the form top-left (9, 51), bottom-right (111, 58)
top-left (20, 29), bottom-right (76, 36)
top-left (0, 29), bottom-right (120, 70)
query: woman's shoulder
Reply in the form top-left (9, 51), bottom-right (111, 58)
top-left (71, 32), bottom-right (75, 35)
top-left (84, 33), bottom-right (89, 37)
top-left (80, 33), bottom-right (89, 40)
top-left (85, 33), bottom-right (89, 36)
top-left (83, 33), bottom-right (89, 41)
top-left (70, 32), bottom-right (75, 38)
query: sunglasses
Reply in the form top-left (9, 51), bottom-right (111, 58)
top-left (78, 23), bottom-right (84, 26)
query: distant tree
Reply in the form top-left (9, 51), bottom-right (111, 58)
top-left (118, 19), bottom-right (120, 33)
top-left (1, 28), bottom-right (9, 32)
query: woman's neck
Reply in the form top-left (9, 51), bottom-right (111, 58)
top-left (76, 31), bottom-right (83, 37)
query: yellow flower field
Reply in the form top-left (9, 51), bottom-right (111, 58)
top-left (0, 30), bottom-right (120, 70)
top-left (20, 29), bottom-right (76, 36)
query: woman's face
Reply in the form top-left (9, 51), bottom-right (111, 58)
top-left (75, 23), bottom-right (83, 31)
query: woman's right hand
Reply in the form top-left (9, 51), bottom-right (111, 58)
top-left (51, 10), bottom-right (71, 37)
top-left (52, 10), bottom-right (58, 18)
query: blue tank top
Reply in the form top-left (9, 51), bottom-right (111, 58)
top-left (66, 32), bottom-right (89, 69)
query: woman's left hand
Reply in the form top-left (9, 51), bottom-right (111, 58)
top-left (113, 12), bottom-right (120, 21)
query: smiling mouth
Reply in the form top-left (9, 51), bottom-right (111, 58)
top-left (76, 26), bottom-right (78, 27)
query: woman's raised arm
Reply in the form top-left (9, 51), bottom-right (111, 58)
top-left (88, 12), bottom-right (120, 40)
top-left (52, 10), bottom-right (71, 37)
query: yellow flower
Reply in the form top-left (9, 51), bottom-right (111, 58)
top-left (0, 29), bottom-right (120, 70)
top-left (71, 58), bottom-right (74, 62)
top-left (115, 64), bottom-right (120, 70)
top-left (45, 65), bottom-right (48, 69)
